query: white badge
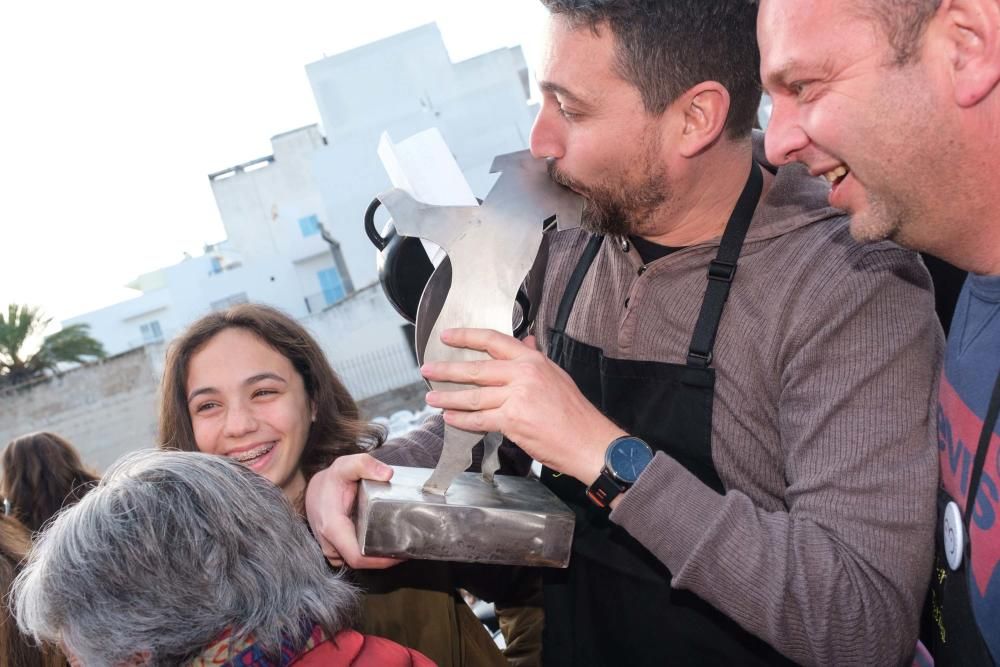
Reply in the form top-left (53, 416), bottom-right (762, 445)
top-left (943, 500), bottom-right (965, 571)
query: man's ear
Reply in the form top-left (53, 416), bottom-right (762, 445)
top-left (939, 0), bottom-right (1000, 107)
top-left (676, 81), bottom-right (731, 158)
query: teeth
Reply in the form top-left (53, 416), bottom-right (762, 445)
top-left (231, 442), bottom-right (275, 463)
top-left (824, 165), bottom-right (849, 183)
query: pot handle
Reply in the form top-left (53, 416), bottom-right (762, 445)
top-left (364, 197), bottom-right (391, 251)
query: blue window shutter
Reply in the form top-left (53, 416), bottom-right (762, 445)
top-left (318, 268), bottom-right (345, 305)
top-left (298, 215), bottom-right (320, 237)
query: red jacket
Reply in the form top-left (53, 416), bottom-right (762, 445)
top-left (292, 629), bottom-right (435, 666)
top-left (189, 626), bottom-right (435, 666)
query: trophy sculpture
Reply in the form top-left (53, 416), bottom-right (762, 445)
top-left (356, 135), bottom-right (583, 567)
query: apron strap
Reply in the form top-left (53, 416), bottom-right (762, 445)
top-left (963, 370), bottom-right (1000, 528)
top-left (553, 234), bottom-right (605, 334)
top-left (686, 163), bottom-right (764, 368)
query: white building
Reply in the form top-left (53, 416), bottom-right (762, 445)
top-left (68, 124), bottom-right (351, 355)
top-left (65, 23), bottom-right (536, 401)
top-left (63, 236), bottom-right (320, 356)
top-left (308, 23), bottom-right (538, 290)
top-left (208, 124), bottom-right (355, 316)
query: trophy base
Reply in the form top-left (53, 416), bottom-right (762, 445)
top-left (356, 466), bottom-right (574, 567)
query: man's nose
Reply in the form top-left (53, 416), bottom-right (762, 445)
top-left (529, 106), bottom-right (565, 160)
top-left (763, 98), bottom-right (810, 167)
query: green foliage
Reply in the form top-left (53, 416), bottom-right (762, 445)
top-left (0, 304), bottom-right (106, 386)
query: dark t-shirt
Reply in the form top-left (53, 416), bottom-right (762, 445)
top-left (628, 235), bottom-right (680, 264)
top-left (937, 273), bottom-right (1000, 663)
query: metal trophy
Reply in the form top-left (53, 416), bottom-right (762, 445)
top-left (357, 143), bottom-right (583, 567)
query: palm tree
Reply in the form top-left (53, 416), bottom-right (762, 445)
top-left (0, 304), bottom-right (106, 386)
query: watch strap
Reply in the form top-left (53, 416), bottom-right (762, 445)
top-left (586, 468), bottom-right (625, 509)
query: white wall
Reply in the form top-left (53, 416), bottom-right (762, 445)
top-left (303, 283), bottom-right (422, 401)
top-left (209, 124), bottom-right (343, 317)
top-left (210, 126), bottom-right (328, 263)
top-left (307, 23), bottom-right (538, 292)
top-left (65, 248), bottom-right (323, 357)
top-left (66, 287), bottom-right (175, 355)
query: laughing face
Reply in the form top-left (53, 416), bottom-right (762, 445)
top-left (758, 0), bottom-right (953, 250)
top-left (185, 328), bottom-right (313, 502)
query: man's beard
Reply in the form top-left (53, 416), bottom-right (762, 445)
top-left (547, 156), bottom-right (671, 238)
top-left (849, 185), bottom-right (909, 245)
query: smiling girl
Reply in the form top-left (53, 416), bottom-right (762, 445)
top-left (157, 304), bottom-right (505, 667)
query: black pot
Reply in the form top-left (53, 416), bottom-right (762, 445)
top-left (365, 197), bottom-right (435, 324)
top-left (364, 196), bottom-right (532, 336)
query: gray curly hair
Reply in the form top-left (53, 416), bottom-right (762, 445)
top-left (11, 450), bottom-right (358, 666)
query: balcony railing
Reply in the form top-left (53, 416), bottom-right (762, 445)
top-left (330, 343), bottom-right (422, 401)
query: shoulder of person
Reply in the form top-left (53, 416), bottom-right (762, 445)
top-left (293, 630), bottom-right (435, 666)
top-left (544, 225), bottom-right (591, 255)
top-left (765, 205), bottom-right (930, 298)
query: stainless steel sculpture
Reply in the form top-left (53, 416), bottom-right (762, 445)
top-left (356, 148), bottom-right (583, 566)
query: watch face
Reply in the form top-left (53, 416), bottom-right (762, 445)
top-left (607, 437), bottom-right (654, 484)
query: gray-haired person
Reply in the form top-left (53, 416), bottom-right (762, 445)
top-left (11, 450), bottom-right (433, 667)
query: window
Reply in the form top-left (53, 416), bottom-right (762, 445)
top-left (298, 215), bottom-right (320, 237)
top-left (210, 293), bottom-right (249, 311)
top-left (140, 320), bottom-right (163, 343)
top-left (318, 267), bottom-right (346, 306)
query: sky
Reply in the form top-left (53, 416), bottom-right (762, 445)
top-left (0, 0), bottom-right (548, 326)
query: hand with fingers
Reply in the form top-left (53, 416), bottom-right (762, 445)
top-left (305, 453), bottom-right (405, 570)
top-left (422, 328), bottom-right (627, 486)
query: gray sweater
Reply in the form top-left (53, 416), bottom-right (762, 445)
top-left (375, 152), bottom-right (942, 666)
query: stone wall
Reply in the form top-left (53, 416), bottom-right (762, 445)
top-left (356, 380), bottom-right (428, 420)
top-left (0, 346), bottom-right (162, 472)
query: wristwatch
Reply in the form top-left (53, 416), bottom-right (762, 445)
top-left (586, 436), bottom-right (655, 509)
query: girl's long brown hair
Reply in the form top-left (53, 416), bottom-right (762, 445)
top-left (158, 304), bottom-right (384, 482)
top-left (0, 516), bottom-right (66, 666)
top-left (0, 432), bottom-right (99, 534)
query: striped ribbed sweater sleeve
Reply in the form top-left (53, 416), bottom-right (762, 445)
top-left (611, 245), bottom-right (941, 666)
top-left (372, 414), bottom-right (446, 468)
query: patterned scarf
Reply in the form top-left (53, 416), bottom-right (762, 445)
top-left (186, 622), bottom-right (327, 666)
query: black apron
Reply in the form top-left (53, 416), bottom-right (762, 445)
top-left (931, 372), bottom-right (1000, 666)
top-left (540, 164), bottom-right (793, 666)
